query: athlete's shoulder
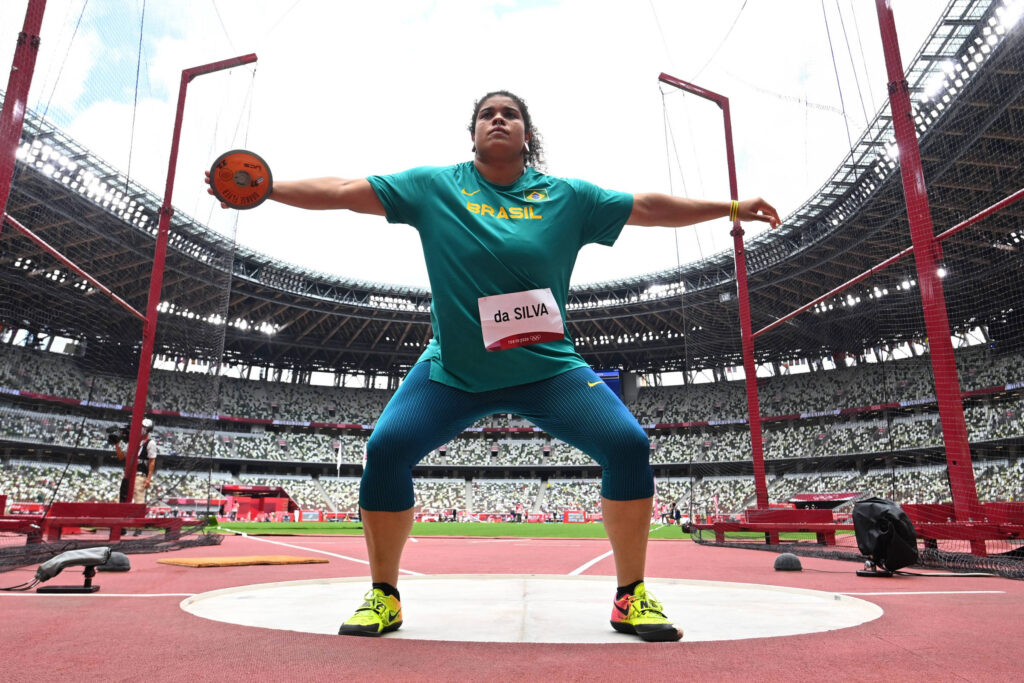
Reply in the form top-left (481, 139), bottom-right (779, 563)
top-left (551, 174), bottom-right (629, 202)
top-left (394, 163), bottom-right (462, 182)
top-left (549, 173), bottom-right (598, 189)
top-left (537, 172), bottom-right (594, 202)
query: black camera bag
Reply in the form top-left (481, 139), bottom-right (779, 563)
top-left (852, 497), bottom-right (919, 571)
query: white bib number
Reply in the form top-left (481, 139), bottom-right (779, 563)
top-left (478, 288), bottom-right (564, 351)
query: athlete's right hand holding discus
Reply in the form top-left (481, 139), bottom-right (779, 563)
top-left (202, 91), bottom-right (782, 643)
top-left (205, 168), bottom-right (386, 215)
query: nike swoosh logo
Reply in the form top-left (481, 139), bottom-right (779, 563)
top-left (613, 603), bottom-right (630, 616)
top-left (461, 188), bottom-right (480, 196)
top-left (587, 381), bottom-right (601, 387)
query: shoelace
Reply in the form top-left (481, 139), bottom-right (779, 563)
top-left (357, 591), bottom-right (388, 615)
top-left (630, 594), bottom-right (667, 618)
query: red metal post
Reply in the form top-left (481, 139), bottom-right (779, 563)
top-left (934, 187), bottom-right (1024, 243)
top-left (658, 73), bottom-right (769, 509)
top-left (123, 54), bottom-right (257, 502)
top-left (874, 1), bottom-right (983, 536)
top-left (720, 100), bottom-right (769, 511)
top-left (3, 212), bottom-right (146, 322)
top-left (754, 187), bottom-right (1024, 340)
top-left (0, 0), bottom-right (46, 230)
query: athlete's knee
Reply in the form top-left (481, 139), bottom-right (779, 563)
top-left (601, 424), bottom-right (651, 471)
top-left (365, 425), bottom-right (424, 470)
top-left (597, 425), bottom-right (653, 500)
top-left (360, 427), bottom-right (422, 511)
top-left (359, 472), bottom-right (413, 512)
top-left (624, 426), bottom-right (652, 461)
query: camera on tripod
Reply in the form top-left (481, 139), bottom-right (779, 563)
top-left (105, 425), bottom-right (129, 446)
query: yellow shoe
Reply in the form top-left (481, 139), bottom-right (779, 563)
top-left (338, 588), bottom-right (403, 637)
top-left (609, 582), bottom-right (683, 642)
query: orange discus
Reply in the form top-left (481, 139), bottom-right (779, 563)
top-left (209, 149), bottom-right (273, 209)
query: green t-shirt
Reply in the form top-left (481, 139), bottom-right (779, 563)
top-left (367, 161), bottom-right (633, 392)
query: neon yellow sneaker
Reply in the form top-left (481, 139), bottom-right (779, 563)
top-left (609, 582), bottom-right (683, 642)
top-left (338, 588), bottom-right (403, 637)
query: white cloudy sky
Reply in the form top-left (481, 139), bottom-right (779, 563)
top-left (1, 0), bottom-right (947, 289)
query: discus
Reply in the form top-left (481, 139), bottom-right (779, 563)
top-left (209, 149), bottom-right (273, 209)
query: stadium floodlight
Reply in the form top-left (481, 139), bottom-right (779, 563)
top-left (998, 0), bottom-right (1024, 29)
top-left (924, 72), bottom-right (947, 100)
top-left (937, 267), bottom-right (947, 278)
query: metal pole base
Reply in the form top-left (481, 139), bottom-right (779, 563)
top-left (36, 565), bottom-right (100, 593)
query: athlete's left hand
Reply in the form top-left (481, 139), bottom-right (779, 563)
top-left (738, 198), bottom-right (782, 229)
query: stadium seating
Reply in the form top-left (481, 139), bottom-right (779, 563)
top-left (2, 342), bottom-right (1023, 516)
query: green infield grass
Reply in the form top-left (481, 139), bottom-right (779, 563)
top-left (210, 521), bottom-right (695, 539)
top-left (208, 521), bottom-right (853, 541)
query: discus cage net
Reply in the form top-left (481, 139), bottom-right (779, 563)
top-left (1, 0), bottom-right (1023, 579)
top-left (0, 98), bottom-right (232, 566)
top-left (0, 1), bottom-right (258, 569)
top-left (667, 0), bottom-right (1024, 578)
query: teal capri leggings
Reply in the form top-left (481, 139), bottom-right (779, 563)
top-left (360, 362), bottom-right (653, 511)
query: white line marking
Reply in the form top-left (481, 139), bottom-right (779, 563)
top-left (408, 537), bottom-right (418, 543)
top-left (839, 590), bottom-right (1005, 596)
top-left (568, 550), bottom-right (613, 576)
top-left (218, 527), bottom-right (424, 575)
top-left (0, 593), bottom-right (195, 597)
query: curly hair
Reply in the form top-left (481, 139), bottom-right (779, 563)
top-left (468, 90), bottom-right (545, 170)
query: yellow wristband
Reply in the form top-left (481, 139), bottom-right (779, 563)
top-left (729, 200), bottom-right (739, 222)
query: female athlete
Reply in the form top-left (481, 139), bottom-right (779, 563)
top-left (208, 90), bottom-right (780, 641)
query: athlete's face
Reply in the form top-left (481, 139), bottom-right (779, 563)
top-left (472, 95), bottom-right (530, 162)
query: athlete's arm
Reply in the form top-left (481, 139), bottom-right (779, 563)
top-left (268, 178), bottom-right (386, 215)
top-left (205, 172), bottom-right (386, 215)
top-left (628, 193), bottom-right (780, 229)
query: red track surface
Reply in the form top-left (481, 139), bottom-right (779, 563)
top-left (2, 533), bottom-right (1021, 681)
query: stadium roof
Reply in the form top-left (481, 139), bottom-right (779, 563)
top-left (2, 0), bottom-right (1022, 378)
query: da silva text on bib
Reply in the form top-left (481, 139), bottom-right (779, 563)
top-left (478, 288), bottom-right (564, 351)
